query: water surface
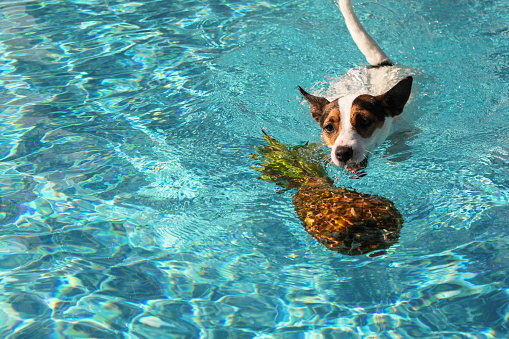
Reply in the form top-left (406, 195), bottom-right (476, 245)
top-left (0, 0), bottom-right (508, 337)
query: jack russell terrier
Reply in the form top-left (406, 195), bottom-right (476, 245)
top-left (298, 0), bottom-right (413, 174)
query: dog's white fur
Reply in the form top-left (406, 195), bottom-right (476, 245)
top-left (338, 0), bottom-right (390, 66)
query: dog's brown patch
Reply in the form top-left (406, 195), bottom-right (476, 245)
top-left (321, 100), bottom-right (341, 146)
top-left (350, 95), bottom-right (385, 139)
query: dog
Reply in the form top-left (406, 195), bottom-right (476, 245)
top-left (298, 0), bottom-right (413, 174)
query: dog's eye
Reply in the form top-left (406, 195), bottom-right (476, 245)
top-left (358, 117), bottom-right (371, 126)
top-left (323, 124), bottom-right (335, 133)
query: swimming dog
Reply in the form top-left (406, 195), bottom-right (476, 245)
top-left (298, 0), bottom-right (413, 173)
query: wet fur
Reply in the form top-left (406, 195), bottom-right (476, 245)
top-left (298, 0), bottom-right (414, 173)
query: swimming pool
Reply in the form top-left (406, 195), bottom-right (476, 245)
top-left (0, 0), bottom-right (508, 337)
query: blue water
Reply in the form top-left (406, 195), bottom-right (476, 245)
top-left (0, 0), bottom-right (508, 337)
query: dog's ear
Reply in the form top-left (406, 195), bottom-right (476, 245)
top-left (377, 76), bottom-right (413, 117)
top-left (298, 86), bottom-right (330, 122)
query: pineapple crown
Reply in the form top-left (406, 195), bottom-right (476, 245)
top-left (250, 131), bottom-right (333, 190)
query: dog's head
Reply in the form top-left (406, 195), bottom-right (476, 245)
top-left (299, 76), bottom-right (413, 173)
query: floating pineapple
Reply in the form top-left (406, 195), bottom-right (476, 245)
top-left (251, 132), bottom-right (403, 256)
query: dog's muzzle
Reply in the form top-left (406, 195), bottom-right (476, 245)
top-left (334, 146), bottom-right (368, 174)
top-left (335, 146), bottom-right (354, 163)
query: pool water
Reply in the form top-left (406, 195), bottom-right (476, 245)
top-left (0, 0), bottom-right (508, 337)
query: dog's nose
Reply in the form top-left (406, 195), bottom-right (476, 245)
top-left (335, 146), bottom-right (353, 163)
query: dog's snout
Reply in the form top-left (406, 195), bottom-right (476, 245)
top-left (335, 146), bottom-right (353, 163)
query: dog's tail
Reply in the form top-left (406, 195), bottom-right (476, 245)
top-left (338, 0), bottom-right (393, 67)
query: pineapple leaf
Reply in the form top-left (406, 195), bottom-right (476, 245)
top-left (251, 132), bottom-right (332, 189)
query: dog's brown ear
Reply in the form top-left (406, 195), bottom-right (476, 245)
top-left (377, 76), bottom-right (413, 117)
top-left (298, 86), bottom-right (330, 122)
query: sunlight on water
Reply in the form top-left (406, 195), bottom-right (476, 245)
top-left (0, 0), bottom-right (508, 337)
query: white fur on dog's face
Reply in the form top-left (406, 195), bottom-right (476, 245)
top-left (328, 94), bottom-right (393, 169)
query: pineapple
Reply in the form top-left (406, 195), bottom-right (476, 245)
top-left (251, 132), bottom-right (403, 256)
